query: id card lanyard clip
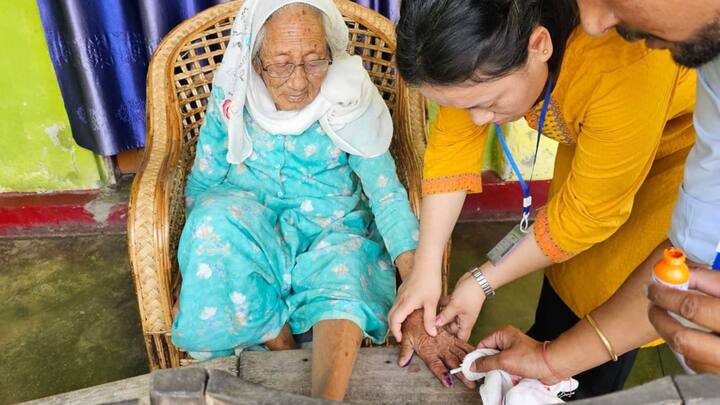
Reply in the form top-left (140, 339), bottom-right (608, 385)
top-left (486, 78), bottom-right (553, 265)
top-left (494, 76), bottom-right (553, 233)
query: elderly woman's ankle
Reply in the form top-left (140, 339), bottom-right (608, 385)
top-left (265, 324), bottom-right (297, 350)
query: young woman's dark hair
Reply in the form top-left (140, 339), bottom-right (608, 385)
top-left (396, 0), bottom-right (579, 86)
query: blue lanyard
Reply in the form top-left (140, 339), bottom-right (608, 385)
top-left (494, 77), bottom-right (553, 233)
top-left (713, 240), bottom-right (720, 271)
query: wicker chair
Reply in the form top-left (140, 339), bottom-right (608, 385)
top-left (128, 0), bottom-right (450, 370)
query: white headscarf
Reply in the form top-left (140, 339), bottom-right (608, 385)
top-left (214, 0), bottom-right (393, 164)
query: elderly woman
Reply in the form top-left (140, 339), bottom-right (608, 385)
top-left (171, 0), bottom-right (418, 400)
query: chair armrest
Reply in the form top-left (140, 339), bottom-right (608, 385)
top-left (394, 81), bottom-right (427, 218)
top-left (128, 38), bottom-right (187, 336)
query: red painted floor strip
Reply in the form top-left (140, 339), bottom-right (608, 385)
top-left (0, 190), bottom-right (127, 237)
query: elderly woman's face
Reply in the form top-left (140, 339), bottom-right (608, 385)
top-left (256, 5), bottom-right (329, 111)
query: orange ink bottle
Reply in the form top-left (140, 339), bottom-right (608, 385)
top-left (652, 248), bottom-right (690, 290)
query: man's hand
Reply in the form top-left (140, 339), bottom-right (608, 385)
top-left (472, 325), bottom-right (560, 385)
top-left (398, 309), bottom-right (477, 389)
top-left (648, 268), bottom-right (720, 373)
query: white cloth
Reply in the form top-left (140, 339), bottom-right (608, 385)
top-left (668, 55), bottom-right (720, 266)
top-left (457, 349), bottom-right (579, 405)
top-left (213, 0), bottom-right (393, 164)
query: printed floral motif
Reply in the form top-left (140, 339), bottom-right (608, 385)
top-left (199, 307), bottom-right (217, 320)
top-left (333, 264), bottom-right (349, 276)
top-left (221, 99), bottom-right (233, 120)
top-left (196, 263), bottom-right (213, 279)
top-left (300, 200), bottom-right (314, 212)
top-left (194, 224), bottom-right (215, 239)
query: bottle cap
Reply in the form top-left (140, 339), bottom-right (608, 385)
top-left (653, 248), bottom-right (689, 289)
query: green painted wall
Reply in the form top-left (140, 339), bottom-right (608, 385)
top-left (0, 0), bottom-right (106, 193)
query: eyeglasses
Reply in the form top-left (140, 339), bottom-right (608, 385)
top-left (260, 58), bottom-right (333, 79)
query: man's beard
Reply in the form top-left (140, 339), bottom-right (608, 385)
top-left (616, 21), bottom-right (720, 68)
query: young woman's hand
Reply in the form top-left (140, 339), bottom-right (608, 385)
top-left (389, 191), bottom-right (468, 341)
top-left (435, 271), bottom-right (486, 341)
top-left (388, 263), bottom-right (443, 341)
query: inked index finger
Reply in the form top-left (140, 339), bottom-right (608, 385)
top-left (423, 355), bottom-right (452, 388)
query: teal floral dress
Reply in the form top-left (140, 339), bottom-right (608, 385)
top-left (171, 90), bottom-right (419, 359)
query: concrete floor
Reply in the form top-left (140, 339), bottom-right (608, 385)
top-left (0, 222), bottom-right (682, 404)
top-left (0, 235), bottom-right (148, 404)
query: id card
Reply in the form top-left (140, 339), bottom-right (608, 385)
top-left (487, 224), bottom-right (526, 265)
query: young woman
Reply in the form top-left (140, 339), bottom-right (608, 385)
top-left (389, 0), bottom-right (695, 398)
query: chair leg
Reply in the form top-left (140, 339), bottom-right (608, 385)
top-left (143, 334), bottom-right (182, 369)
top-left (310, 319), bottom-right (362, 401)
top-left (143, 335), bottom-right (160, 370)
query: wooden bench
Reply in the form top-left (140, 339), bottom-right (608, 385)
top-left (23, 347), bottom-right (720, 404)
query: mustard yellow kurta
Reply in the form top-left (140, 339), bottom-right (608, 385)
top-left (424, 28), bottom-right (696, 318)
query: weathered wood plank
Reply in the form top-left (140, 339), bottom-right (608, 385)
top-left (150, 368), bottom-right (207, 405)
top-left (205, 370), bottom-right (337, 405)
top-left (190, 356), bottom-right (239, 376)
top-left (674, 374), bottom-right (720, 405)
top-left (19, 374), bottom-right (152, 405)
top-left (23, 347), bottom-right (720, 405)
top-left (238, 347), bottom-right (480, 404)
top-left (574, 376), bottom-right (682, 405)
top-left (20, 356), bottom-right (237, 405)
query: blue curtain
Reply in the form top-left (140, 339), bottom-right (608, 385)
top-left (37, 0), bottom-right (230, 156)
top-left (37, 0), bottom-right (399, 156)
top-left (354, 0), bottom-right (400, 22)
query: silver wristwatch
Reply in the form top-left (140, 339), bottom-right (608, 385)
top-left (470, 267), bottom-right (495, 298)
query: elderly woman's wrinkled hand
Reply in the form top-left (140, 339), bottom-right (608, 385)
top-left (397, 308), bottom-right (477, 389)
top-left (648, 267), bottom-right (720, 373)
